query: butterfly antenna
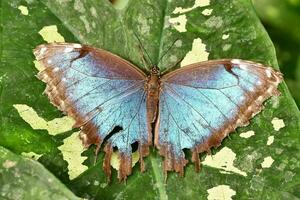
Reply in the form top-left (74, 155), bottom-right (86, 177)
top-left (157, 38), bottom-right (179, 65)
top-left (133, 32), bottom-right (154, 66)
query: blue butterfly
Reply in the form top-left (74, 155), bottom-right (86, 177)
top-left (34, 43), bottom-right (282, 181)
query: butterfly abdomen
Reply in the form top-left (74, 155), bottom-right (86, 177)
top-left (146, 73), bottom-right (160, 124)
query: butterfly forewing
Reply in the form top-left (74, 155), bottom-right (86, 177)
top-left (156, 59), bottom-right (282, 175)
top-left (34, 43), bottom-right (150, 181)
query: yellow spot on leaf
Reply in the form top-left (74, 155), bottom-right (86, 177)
top-left (261, 156), bottom-right (274, 168)
top-left (2, 160), bottom-right (17, 169)
top-left (111, 0), bottom-right (130, 10)
top-left (79, 16), bottom-right (91, 33)
top-left (14, 104), bottom-right (87, 180)
top-left (271, 117), bottom-right (285, 131)
top-left (239, 130), bottom-right (255, 138)
top-left (58, 131), bottom-right (88, 180)
top-left (222, 44), bottom-right (232, 51)
top-left (168, 15), bottom-right (187, 32)
top-left (267, 136), bottom-right (274, 145)
top-left (205, 16), bottom-right (223, 28)
top-left (202, 147), bottom-right (247, 176)
top-left (73, 0), bottom-right (85, 13)
top-left (222, 34), bottom-right (230, 40)
top-left (21, 152), bottom-right (43, 160)
top-left (181, 38), bottom-right (209, 67)
top-left (110, 151), bottom-right (140, 170)
top-left (202, 8), bottom-right (213, 16)
top-left (38, 25), bottom-right (65, 43)
top-left (18, 5), bottom-right (29, 15)
top-left (13, 104), bottom-right (74, 136)
top-left (173, 0), bottom-right (210, 14)
top-left (33, 60), bottom-right (45, 71)
top-left (207, 185), bottom-right (236, 200)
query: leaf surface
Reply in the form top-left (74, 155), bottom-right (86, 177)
top-left (0, 0), bottom-right (300, 199)
top-left (0, 146), bottom-right (82, 200)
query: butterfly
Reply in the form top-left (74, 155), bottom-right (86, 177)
top-left (34, 43), bottom-right (282, 181)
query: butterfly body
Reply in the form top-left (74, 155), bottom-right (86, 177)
top-left (34, 43), bottom-right (283, 181)
top-left (146, 66), bottom-right (161, 124)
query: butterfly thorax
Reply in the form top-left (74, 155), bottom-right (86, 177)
top-left (146, 66), bottom-right (160, 123)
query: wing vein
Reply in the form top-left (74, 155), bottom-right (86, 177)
top-left (164, 84), bottom-right (216, 132)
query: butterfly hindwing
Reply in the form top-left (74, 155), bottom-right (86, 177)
top-left (156, 59), bottom-right (282, 175)
top-left (34, 43), bottom-right (150, 181)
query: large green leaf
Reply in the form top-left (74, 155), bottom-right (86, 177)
top-left (1, 0), bottom-right (300, 199)
top-left (0, 146), bottom-right (82, 200)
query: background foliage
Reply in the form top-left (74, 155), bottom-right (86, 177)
top-left (253, 0), bottom-right (300, 108)
top-left (0, 0), bottom-right (300, 199)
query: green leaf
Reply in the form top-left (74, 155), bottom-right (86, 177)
top-left (0, 146), bottom-right (82, 200)
top-left (1, 0), bottom-right (300, 199)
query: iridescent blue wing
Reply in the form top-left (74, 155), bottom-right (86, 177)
top-left (156, 59), bottom-right (282, 175)
top-left (34, 43), bottom-right (150, 181)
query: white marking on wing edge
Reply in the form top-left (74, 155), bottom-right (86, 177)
top-left (40, 47), bottom-right (47, 55)
top-left (231, 59), bottom-right (241, 65)
top-left (267, 86), bottom-right (274, 94)
top-left (53, 67), bottom-right (59, 72)
top-left (64, 47), bottom-right (74, 53)
top-left (266, 68), bottom-right (272, 78)
top-left (60, 100), bottom-right (66, 109)
top-left (257, 80), bottom-right (262, 86)
top-left (239, 64), bottom-right (248, 70)
top-left (73, 44), bottom-right (82, 48)
top-left (257, 95), bottom-right (264, 102)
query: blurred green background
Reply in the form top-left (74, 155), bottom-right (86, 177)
top-left (253, 0), bottom-right (300, 109)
